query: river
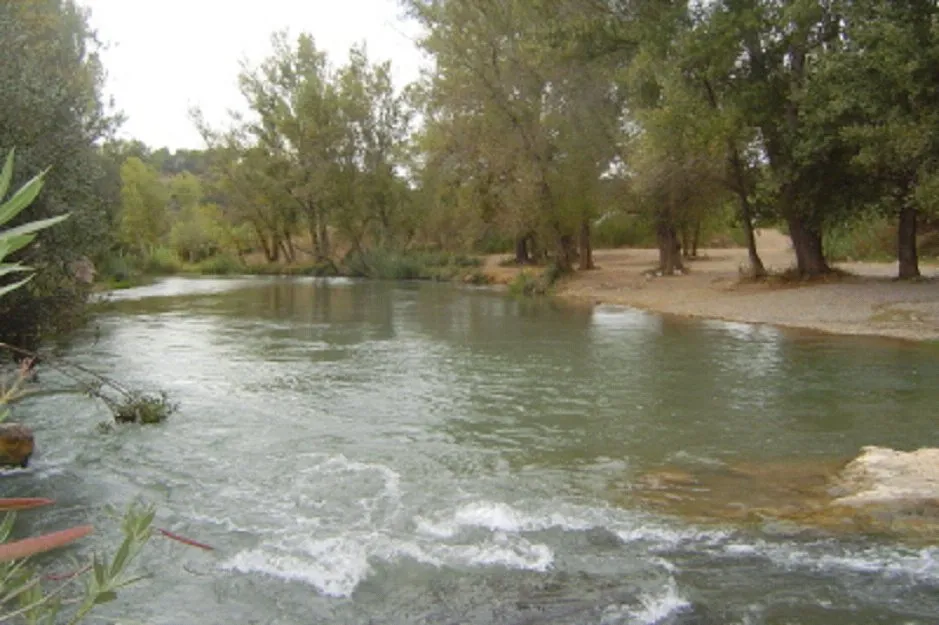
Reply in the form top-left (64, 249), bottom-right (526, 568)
top-left (4, 277), bottom-right (939, 624)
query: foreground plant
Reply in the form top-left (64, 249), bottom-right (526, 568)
top-left (0, 499), bottom-right (154, 624)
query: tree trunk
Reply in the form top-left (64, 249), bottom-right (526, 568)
top-left (269, 233), bottom-right (281, 263)
top-left (738, 194), bottom-right (766, 278)
top-left (691, 219), bottom-right (701, 258)
top-left (514, 233), bottom-right (530, 265)
top-left (282, 228), bottom-right (296, 263)
top-left (318, 217), bottom-right (331, 261)
top-left (897, 203), bottom-right (920, 279)
top-left (555, 232), bottom-right (575, 274)
top-left (656, 221), bottom-right (684, 275)
top-left (787, 216), bottom-right (828, 277)
top-left (578, 218), bottom-right (595, 270)
top-left (309, 224), bottom-right (321, 261)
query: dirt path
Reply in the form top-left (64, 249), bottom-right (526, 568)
top-left (483, 230), bottom-right (939, 341)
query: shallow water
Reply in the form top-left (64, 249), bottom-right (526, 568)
top-left (4, 277), bottom-right (939, 624)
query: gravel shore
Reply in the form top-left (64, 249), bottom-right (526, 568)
top-left (485, 230), bottom-right (939, 342)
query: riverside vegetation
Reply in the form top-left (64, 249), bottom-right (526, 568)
top-left (1, 0), bottom-right (939, 620)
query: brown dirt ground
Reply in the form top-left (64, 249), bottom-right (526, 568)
top-left (483, 230), bottom-right (939, 341)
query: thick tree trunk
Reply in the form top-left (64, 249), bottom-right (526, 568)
top-left (514, 233), bottom-right (530, 265)
top-left (656, 221), bottom-right (684, 275)
top-left (897, 204), bottom-right (920, 279)
top-left (787, 216), bottom-right (828, 277)
top-left (578, 218), bottom-right (595, 270)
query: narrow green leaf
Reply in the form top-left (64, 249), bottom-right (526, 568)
top-left (0, 233), bottom-right (38, 260)
top-left (0, 275), bottom-right (33, 299)
top-left (93, 590), bottom-right (117, 605)
top-left (0, 171), bottom-right (47, 226)
top-left (0, 150), bottom-right (14, 200)
top-left (92, 554), bottom-right (106, 588)
top-left (0, 213), bottom-right (69, 240)
top-left (0, 512), bottom-right (15, 543)
top-left (140, 508), bottom-right (156, 533)
top-left (0, 263), bottom-right (31, 278)
top-left (109, 537), bottom-right (131, 578)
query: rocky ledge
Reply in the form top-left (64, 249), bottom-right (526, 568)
top-left (633, 446), bottom-right (939, 541)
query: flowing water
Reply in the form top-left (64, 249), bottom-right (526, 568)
top-left (4, 277), bottom-right (939, 624)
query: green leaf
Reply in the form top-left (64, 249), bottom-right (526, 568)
top-left (0, 150), bottom-right (14, 201)
top-left (0, 213), bottom-right (69, 240)
top-left (0, 234), bottom-right (38, 261)
top-left (0, 276), bottom-right (33, 299)
top-left (92, 554), bottom-right (106, 588)
top-left (0, 512), bottom-right (15, 543)
top-left (0, 171), bottom-right (47, 226)
top-left (94, 590), bottom-right (117, 605)
top-left (109, 537), bottom-right (131, 578)
top-left (0, 263), bottom-right (31, 278)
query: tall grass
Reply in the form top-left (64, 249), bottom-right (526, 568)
top-left (342, 249), bottom-right (482, 280)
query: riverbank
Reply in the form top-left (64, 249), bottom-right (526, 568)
top-left (484, 230), bottom-right (939, 342)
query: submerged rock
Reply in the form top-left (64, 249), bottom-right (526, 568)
top-left (631, 446), bottom-right (939, 542)
top-left (0, 423), bottom-right (34, 467)
top-left (832, 445), bottom-right (939, 507)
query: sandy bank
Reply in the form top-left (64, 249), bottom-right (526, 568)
top-left (484, 230), bottom-right (939, 342)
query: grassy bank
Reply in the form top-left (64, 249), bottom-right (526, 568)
top-left (97, 248), bottom-right (492, 290)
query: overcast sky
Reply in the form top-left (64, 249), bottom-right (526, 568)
top-left (81, 0), bottom-right (428, 150)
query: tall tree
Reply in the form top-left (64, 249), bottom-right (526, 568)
top-left (117, 157), bottom-right (168, 256)
top-left (812, 0), bottom-right (939, 279)
top-left (0, 0), bottom-right (119, 347)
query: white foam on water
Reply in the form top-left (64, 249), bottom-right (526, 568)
top-left (720, 540), bottom-right (939, 584)
top-left (414, 499), bottom-right (611, 538)
top-left (627, 577), bottom-right (691, 625)
top-left (615, 524), bottom-right (731, 549)
top-left (222, 537), bottom-right (370, 598)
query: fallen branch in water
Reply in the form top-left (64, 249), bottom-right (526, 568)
top-left (0, 342), bottom-right (177, 425)
top-left (157, 528), bottom-right (215, 551)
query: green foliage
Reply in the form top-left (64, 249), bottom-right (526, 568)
top-left (169, 204), bottom-right (226, 263)
top-left (118, 158), bottom-right (168, 256)
top-left (111, 391), bottom-right (177, 425)
top-left (0, 151), bottom-right (69, 298)
top-left (593, 213), bottom-right (657, 248)
top-left (342, 249), bottom-right (481, 281)
top-left (0, 501), bottom-right (154, 625)
top-left (824, 216), bottom-right (896, 263)
top-left (0, 0), bottom-right (118, 347)
top-left (138, 247), bottom-right (182, 275)
top-left (507, 264), bottom-right (562, 297)
top-left (192, 253), bottom-right (245, 276)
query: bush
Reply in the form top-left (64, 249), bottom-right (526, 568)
top-left (342, 249), bottom-right (481, 280)
top-left (111, 391), bottom-right (177, 425)
top-left (824, 216), bottom-right (895, 262)
top-left (139, 247), bottom-right (182, 275)
top-left (193, 253), bottom-right (244, 275)
top-left (507, 263), bottom-right (563, 297)
top-left (593, 212), bottom-right (657, 248)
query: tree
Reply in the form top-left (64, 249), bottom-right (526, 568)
top-left (408, 0), bottom-right (622, 273)
top-left (118, 157), bottom-right (168, 256)
top-left (0, 0), bottom-right (119, 348)
top-left (810, 0), bottom-right (939, 279)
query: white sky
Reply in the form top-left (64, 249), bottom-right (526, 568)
top-left (80, 0), bottom-right (428, 150)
